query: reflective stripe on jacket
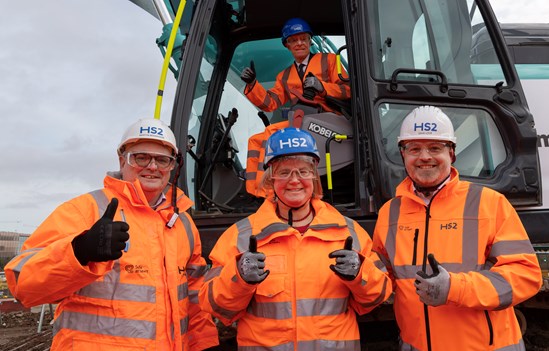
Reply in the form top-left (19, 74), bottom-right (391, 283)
top-left (199, 198), bottom-right (391, 350)
top-left (5, 173), bottom-right (218, 351)
top-left (372, 168), bottom-right (542, 351)
top-left (245, 53), bottom-right (350, 113)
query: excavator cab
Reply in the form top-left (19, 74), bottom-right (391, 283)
top-left (141, 0), bottom-right (540, 255)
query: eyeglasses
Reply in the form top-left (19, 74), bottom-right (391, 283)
top-left (271, 168), bottom-right (316, 180)
top-left (401, 142), bottom-right (451, 156)
top-left (286, 35), bottom-right (310, 45)
top-left (126, 152), bottom-right (175, 170)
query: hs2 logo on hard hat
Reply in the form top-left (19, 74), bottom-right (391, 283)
top-left (414, 123), bottom-right (438, 132)
top-left (139, 126), bottom-right (164, 137)
top-left (279, 137), bottom-right (308, 149)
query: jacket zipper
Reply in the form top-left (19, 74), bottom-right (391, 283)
top-left (293, 233), bottom-right (299, 351)
top-left (418, 187), bottom-right (445, 351)
top-left (484, 311), bottom-right (494, 345)
top-left (422, 203), bottom-right (432, 351)
top-left (412, 229), bottom-right (419, 265)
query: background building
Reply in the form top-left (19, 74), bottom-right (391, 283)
top-left (0, 231), bottom-right (30, 263)
top-left (0, 231), bottom-right (30, 298)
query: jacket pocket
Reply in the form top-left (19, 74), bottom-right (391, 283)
top-left (484, 310), bottom-right (494, 346)
top-left (265, 254), bottom-right (287, 274)
top-left (412, 229), bottom-right (419, 265)
top-left (255, 275), bottom-right (286, 298)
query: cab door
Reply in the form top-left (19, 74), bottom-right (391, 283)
top-left (345, 0), bottom-right (541, 210)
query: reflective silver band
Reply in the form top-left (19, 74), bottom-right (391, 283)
top-left (53, 310), bottom-right (156, 340)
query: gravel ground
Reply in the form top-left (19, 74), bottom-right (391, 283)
top-left (0, 310), bottom-right (53, 351)
top-left (0, 308), bottom-right (547, 351)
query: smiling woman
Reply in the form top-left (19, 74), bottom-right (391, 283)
top-left (199, 127), bottom-right (393, 351)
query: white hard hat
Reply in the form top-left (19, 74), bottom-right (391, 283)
top-left (397, 106), bottom-right (457, 144)
top-left (118, 118), bottom-right (178, 155)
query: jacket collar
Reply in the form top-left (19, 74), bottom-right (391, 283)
top-left (396, 167), bottom-right (460, 205)
top-left (104, 171), bottom-right (193, 212)
top-left (250, 198), bottom-right (350, 242)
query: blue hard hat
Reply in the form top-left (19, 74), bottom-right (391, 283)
top-left (264, 128), bottom-right (320, 168)
top-left (281, 18), bottom-right (313, 44)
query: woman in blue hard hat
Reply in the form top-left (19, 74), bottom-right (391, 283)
top-left (240, 18), bottom-right (351, 114)
top-left (199, 128), bottom-right (391, 350)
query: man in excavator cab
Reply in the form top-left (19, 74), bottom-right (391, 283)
top-left (243, 18), bottom-right (355, 200)
top-left (240, 17), bottom-right (350, 116)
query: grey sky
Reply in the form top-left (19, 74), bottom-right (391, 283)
top-left (0, 0), bottom-right (548, 233)
top-left (0, 1), bottom-right (176, 233)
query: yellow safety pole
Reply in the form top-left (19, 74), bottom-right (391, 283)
top-left (154, 0), bottom-right (187, 119)
top-left (326, 134), bottom-right (351, 204)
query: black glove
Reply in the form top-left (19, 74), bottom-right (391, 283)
top-left (72, 198), bottom-right (130, 266)
top-left (303, 73), bottom-right (325, 94)
top-left (240, 60), bottom-right (256, 85)
top-left (414, 254), bottom-right (450, 306)
top-left (329, 236), bottom-right (362, 281)
top-left (237, 236), bottom-right (270, 284)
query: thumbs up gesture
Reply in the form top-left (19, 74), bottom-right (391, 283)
top-left (303, 73), bottom-right (325, 94)
top-left (329, 236), bottom-right (362, 281)
top-left (240, 60), bottom-right (257, 85)
top-left (237, 236), bottom-right (270, 284)
top-left (72, 198), bottom-right (130, 265)
top-left (414, 254), bottom-right (450, 306)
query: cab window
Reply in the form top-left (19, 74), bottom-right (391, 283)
top-left (185, 32), bottom-right (348, 209)
top-left (218, 36), bottom-right (348, 178)
top-left (379, 103), bottom-right (505, 178)
top-left (368, 0), bottom-right (506, 86)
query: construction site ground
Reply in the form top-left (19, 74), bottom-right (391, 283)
top-left (1, 305), bottom-right (548, 350)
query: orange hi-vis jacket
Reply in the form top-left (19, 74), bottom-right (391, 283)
top-left (372, 168), bottom-right (542, 351)
top-left (244, 53), bottom-right (350, 114)
top-left (199, 198), bottom-right (392, 351)
top-left (5, 173), bottom-right (218, 351)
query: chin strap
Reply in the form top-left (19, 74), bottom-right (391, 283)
top-left (274, 191), bottom-right (311, 227)
top-left (167, 152), bottom-right (184, 228)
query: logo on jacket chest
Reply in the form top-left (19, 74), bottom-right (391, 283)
top-left (125, 264), bottom-right (149, 274)
top-left (440, 222), bottom-right (458, 230)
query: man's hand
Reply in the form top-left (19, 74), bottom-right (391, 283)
top-left (237, 236), bottom-right (270, 284)
top-left (303, 74), bottom-right (325, 94)
top-left (240, 60), bottom-right (256, 85)
top-left (72, 198), bottom-right (130, 266)
top-left (329, 236), bottom-right (361, 281)
top-left (414, 254), bottom-right (450, 306)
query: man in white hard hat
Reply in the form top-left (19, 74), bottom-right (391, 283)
top-left (372, 106), bottom-right (541, 350)
top-left (5, 118), bottom-right (219, 351)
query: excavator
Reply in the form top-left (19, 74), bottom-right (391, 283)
top-left (130, 0), bottom-right (548, 343)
